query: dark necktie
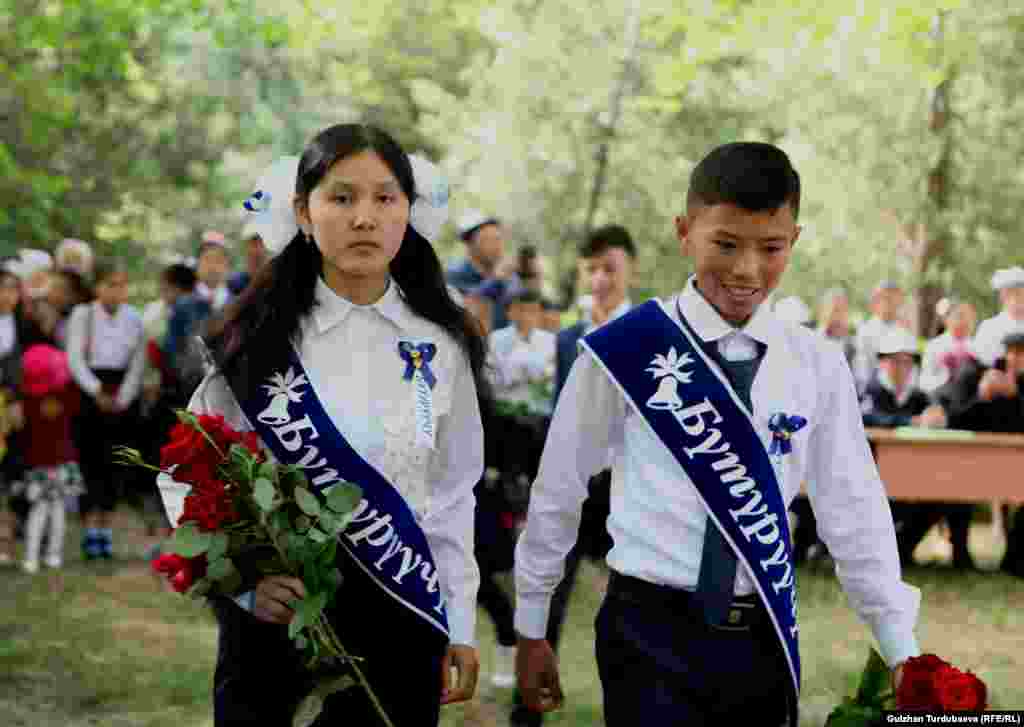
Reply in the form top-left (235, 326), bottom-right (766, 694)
top-left (692, 338), bottom-right (763, 626)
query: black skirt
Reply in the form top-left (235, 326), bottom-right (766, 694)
top-left (211, 546), bottom-right (449, 726)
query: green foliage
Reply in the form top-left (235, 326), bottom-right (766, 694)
top-left (6, 0), bottom-right (1022, 327)
top-left (824, 648), bottom-right (893, 727)
top-left (169, 521), bottom-right (212, 558)
top-left (324, 482), bottom-right (362, 515)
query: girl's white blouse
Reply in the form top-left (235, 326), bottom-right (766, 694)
top-left (164, 278), bottom-right (483, 646)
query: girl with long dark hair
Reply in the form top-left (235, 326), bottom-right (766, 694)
top-left (160, 123), bottom-right (486, 726)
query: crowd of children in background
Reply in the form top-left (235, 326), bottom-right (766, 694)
top-left (0, 227), bottom-right (268, 573)
top-left (1, 221), bottom-right (1021, 644)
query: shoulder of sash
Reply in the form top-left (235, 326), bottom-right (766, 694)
top-left (582, 299), bottom-right (663, 348)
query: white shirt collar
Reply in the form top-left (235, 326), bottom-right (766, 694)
top-left (878, 366), bottom-right (919, 406)
top-left (93, 301), bottom-right (125, 323)
top-left (584, 297), bottom-right (633, 333)
top-left (312, 277), bottom-right (408, 335)
top-left (677, 276), bottom-right (775, 346)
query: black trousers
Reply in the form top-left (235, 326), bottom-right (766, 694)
top-left (211, 550), bottom-right (448, 727)
top-left (595, 573), bottom-right (791, 727)
top-left (890, 501), bottom-right (974, 567)
top-left (76, 369), bottom-right (140, 514)
top-left (1003, 506), bottom-right (1024, 577)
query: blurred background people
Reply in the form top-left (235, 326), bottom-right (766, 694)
top-left (854, 280), bottom-right (907, 394)
top-left (920, 300), bottom-right (977, 394)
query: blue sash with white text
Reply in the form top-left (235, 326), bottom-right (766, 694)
top-left (233, 347), bottom-right (449, 640)
top-left (582, 300), bottom-right (799, 706)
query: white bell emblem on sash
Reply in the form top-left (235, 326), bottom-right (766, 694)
top-left (258, 394), bottom-right (291, 425)
top-left (258, 368), bottom-right (309, 425)
top-left (645, 347), bottom-right (694, 412)
top-left (647, 375), bottom-right (683, 410)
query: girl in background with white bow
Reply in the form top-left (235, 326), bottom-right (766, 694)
top-left (161, 124), bottom-right (487, 726)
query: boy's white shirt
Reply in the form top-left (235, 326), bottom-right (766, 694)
top-left (973, 310), bottom-right (1022, 367)
top-left (515, 277), bottom-right (921, 667)
top-left (486, 325), bottom-right (556, 404)
top-left (853, 316), bottom-right (906, 393)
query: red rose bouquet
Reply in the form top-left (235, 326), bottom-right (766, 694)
top-left (825, 648), bottom-right (988, 726)
top-left (118, 411), bottom-right (393, 727)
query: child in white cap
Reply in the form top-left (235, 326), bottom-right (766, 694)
top-left (972, 266), bottom-right (1024, 366)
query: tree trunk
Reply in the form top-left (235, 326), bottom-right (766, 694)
top-left (914, 16), bottom-right (954, 339)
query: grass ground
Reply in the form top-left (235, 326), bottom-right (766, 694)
top-left (1, 509), bottom-right (1021, 726)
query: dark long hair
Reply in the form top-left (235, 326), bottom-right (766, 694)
top-left (206, 124), bottom-right (490, 406)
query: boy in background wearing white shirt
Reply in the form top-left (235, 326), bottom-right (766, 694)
top-left (514, 142), bottom-right (919, 726)
top-left (487, 289), bottom-right (556, 415)
top-left (854, 280), bottom-right (907, 394)
top-left (479, 289), bottom-right (556, 689)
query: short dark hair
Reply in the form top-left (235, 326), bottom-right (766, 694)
top-left (580, 225), bottom-right (636, 260)
top-left (162, 263), bottom-right (197, 292)
top-left (508, 288), bottom-right (542, 307)
top-left (686, 142), bottom-right (801, 220)
top-left (92, 258), bottom-right (127, 286)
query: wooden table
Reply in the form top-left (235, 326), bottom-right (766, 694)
top-left (865, 427), bottom-right (1024, 504)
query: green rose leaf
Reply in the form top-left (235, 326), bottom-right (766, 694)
top-left (269, 510), bottom-right (290, 534)
top-left (317, 510), bottom-right (346, 536)
top-left (294, 514), bottom-right (312, 532)
top-left (855, 648), bottom-right (891, 706)
top-left (324, 482), bottom-right (362, 515)
top-left (186, 576), bottom-right (213, 597)
top-left (219, 569), bottom-right (243, 595)
top-left (170, 522), bottom-right (212, 558)
top-left (824, 701), bottom-right (881, 727)
top-left (294, 487), bottom-right (321, 517)
top-left (318, 539), bottom-right (338, 568)
top-left (207, 532), bottom-right (229, 561)
top-left (206, 557), bottom-right (237, 581)
top-left (253, 478), bottom-right (276, 512)
top-left (303, 591), bottom-right (329, 622)
top-left (280, 465), bottom-right (309, 494)
top-left (324, 568), bottom-right (343, 593)
top-left (288, 600), bottom-right (307, 640)
top-left (312, 673), bottom-right (356, 699)
top-left (307, 527), bottom-right (329, 544)
top-left (257, 461), bottom-right (277, 482)
top-left (292, 694), bottom-right (324, 727)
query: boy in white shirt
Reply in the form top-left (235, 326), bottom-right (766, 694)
top-left (514, 142), bottom-right (919, 726)
top-left (487, 289), bottom-right (556, 415)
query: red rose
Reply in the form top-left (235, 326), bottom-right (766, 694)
top-left (198, 415), bottom-right (248, 451)
top-left (897, 654), bottom-right (947, 710)
top-left (935, 665), bottom-right (987, 711)
top-left (173, 459), bottom-right (220, 488)
top-left (180, 478), bottom-right (239, 532)
top-left (153, 552), bottom-right (207, 593)
top-left (160, 421), bottom-right (210, 469)
top-left (152, 553), bottom-right (188, 577)
top-left (239, 431), bottom-right (262, 455)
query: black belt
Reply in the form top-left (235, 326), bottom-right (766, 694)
top-left (607, 571), bottom-right (768, 632)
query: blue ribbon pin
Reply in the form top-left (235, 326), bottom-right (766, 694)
top-left (399, 342), bottom-right (437, 389)
top-left (243, 190), bottom-right (271, 213)
top-left (768, 413), bottom-right (808, 456)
